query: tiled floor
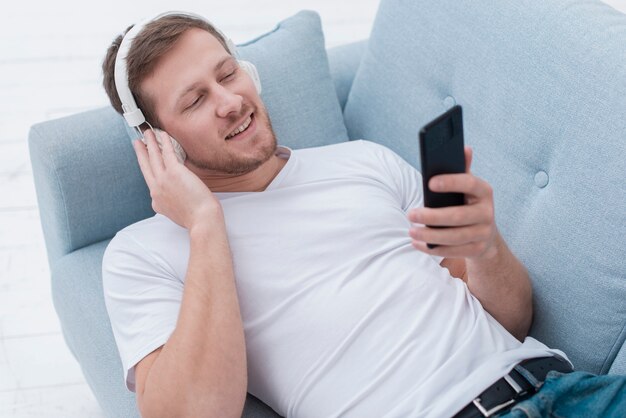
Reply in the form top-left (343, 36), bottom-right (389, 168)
top-left (0, 1), bottom-right (380, 416)
top-left (1, 0), bottom-right (625, 417)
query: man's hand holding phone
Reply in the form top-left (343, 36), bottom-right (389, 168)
top-left (408, 107), bottom-right (532, 338)
top-left (408, 146), bottom-right (498, 260)
top-left (133, 129), bottom-right (222, 230)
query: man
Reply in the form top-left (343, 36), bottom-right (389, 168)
top-left (101, 13), bottom-right (624, 418)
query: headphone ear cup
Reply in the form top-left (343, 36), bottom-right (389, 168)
top-left (238, 60), bottom-right (262, 95)
top-left (153, 129), bottom-right (187, 163)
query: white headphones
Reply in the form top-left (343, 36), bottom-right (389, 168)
top-left (113, 10), bottom-right (262, 162)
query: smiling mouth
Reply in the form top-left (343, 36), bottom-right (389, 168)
top-left (226, 113), bottom-right (254, 140)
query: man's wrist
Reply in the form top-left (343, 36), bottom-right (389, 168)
top-left (465, 230), bottom-right (505, 284)
top-left (479, 228), bottom-right (502, 259)
top-left (189, 206), bottom-right (225, 237)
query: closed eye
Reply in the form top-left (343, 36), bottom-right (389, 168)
top-left (221, 68), bottom-right (237, 82)
top-left (186, 95), bottom-right (203, 111)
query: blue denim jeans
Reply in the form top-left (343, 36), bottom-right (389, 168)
top-left (500, 370), bottom-right (626, 417)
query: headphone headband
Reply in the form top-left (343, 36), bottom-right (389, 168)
top-left (113, 11), bottom-right (239, 128)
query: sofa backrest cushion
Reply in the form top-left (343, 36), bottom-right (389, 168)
top-left (29, 10), bottom-right (348, 264)
top-left (343, 0), bottom-right (626, 374)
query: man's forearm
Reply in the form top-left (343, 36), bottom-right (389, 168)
top-left (139, 212), bottom-right (247, 418)
top-left (465, 231), bottom-right (533, 341)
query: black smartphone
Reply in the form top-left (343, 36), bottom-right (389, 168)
top-left (418, 105), bottom-right (466, 248)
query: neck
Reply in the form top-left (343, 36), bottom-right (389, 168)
top-left (191, 154), bottom-right (287, 193)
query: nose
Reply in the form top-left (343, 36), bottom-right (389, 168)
top-left (214, 84), bottom-right (243, 118)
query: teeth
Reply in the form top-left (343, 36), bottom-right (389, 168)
top-left (226, 115), bottom-right (252, 139)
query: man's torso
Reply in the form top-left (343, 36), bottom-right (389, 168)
top-left (103, 140), bottom-right (566, 417)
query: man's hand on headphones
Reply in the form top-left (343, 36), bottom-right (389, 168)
top-left (133, 129), bottom-right (223, 230)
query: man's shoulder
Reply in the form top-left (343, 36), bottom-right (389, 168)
top-left (103, 214), bottom-right (186, 266)
top-left (102, 213), bottom-right (190, 293)
top-left (111, 213), bottom-right (180, 243)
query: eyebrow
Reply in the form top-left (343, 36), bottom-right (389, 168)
top-left (174, 56), bottom-right (237, 108)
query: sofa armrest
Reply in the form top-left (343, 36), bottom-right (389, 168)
top-left (28, 107), bottom-right (154, 267)
top-left (327, 39), bottom-right (368, 111)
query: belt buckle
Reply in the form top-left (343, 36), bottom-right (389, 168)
top-left (471, 398), bottom-right (515, 417)
top-left (471, 374), bottom-right (526, 417)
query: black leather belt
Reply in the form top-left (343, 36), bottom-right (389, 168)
top-left (453, 356), bottom-right (573, 418)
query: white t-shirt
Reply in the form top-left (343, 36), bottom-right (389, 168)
top-left (102, 140), bottom-right (568, 418)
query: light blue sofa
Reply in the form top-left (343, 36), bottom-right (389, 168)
top-left (29, 1), bottom-right (625, 417)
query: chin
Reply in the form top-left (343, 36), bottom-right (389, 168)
top-left (187, 116), bottom-right (277, 175)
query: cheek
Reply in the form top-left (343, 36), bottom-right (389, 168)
top-left (181, 118), bottom-right (225, 151)
top-left (181, 110), bottom-right (216, 135)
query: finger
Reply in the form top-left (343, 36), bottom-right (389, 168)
top-left (409, 224), bottom-right (491, 246)
top-left (157, 130), bottom-right (179, 166)
top-left (428, 173), bottom-right (492, 199)
top-left (411, 239), bottom-right (490, 259)
top-left (144, 129), bottom-right (166, 174)
top-left (408, 204), bottom-right (491, 227)
top-left (465, 146), bottom-right (473, 173)
top-left (132, 139), bottom-right (155, 188)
